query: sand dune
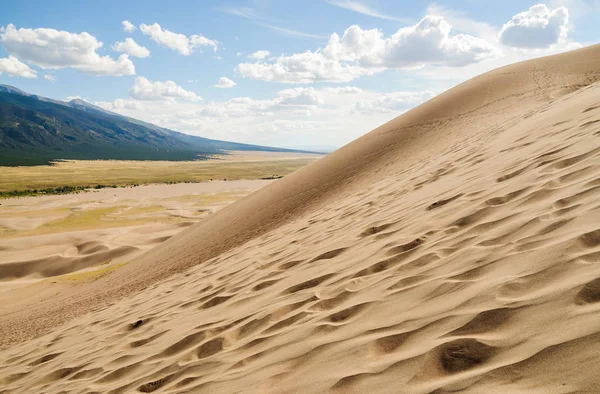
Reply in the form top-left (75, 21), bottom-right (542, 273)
top-left (0, 181), bottom-right (271, 300)
top-left (2, 45), bottom-right (600, 393)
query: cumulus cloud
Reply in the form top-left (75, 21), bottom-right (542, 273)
top-left (0, 24), bottom-right (135, 76)
top-left (323, 86), bottom-right (363, 94)
top-left (277, 87), bottom-right (324, 106)
top-left (238, 51), bottom-right (374, 83)
top-left (353, 91), bottom-right (436, 113)
top-left (0, 55), bottom-right (37, 78)
top-left (129, 76), bottom-right (202, 101)
top-left (122, 20), bottom-right (136, 32)
top-left (214, 77), bottom-right (237, 88)
top-left (237, 16), bottom-right (498, 83)
top-left (256, 119), bottom-right (321, 133)
top-left (248, 50), bottom-right (270, 59)
top-left (96, 98), bottom-right (144, 110)
top-left (499, 4), bottom-right (569, 49)
top-left (194, 100), bottom-right (272, 118)
top-left (327, 18), bottom-right (498, 67)
top-left (92, 86), bottom-right (436, 147)
top-left (139, 23), bottom-right (217, 55)
top-left (43, 74), bottom-right (55, 82)
top-left (170, 87), bottom-right (337, 120)
top-left (111, 38), bottom-right (150, 58)
top-left (187, 86), bottom-right (365, 120)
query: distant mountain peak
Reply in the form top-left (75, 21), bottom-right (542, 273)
top-left (67, 98), bottom-right (120, 117)
top-left (68, 98), bottom-right (88, 105)
top-left (0, 84), bottom-right (30, 96)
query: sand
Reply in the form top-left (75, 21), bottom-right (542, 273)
top-left (0, 180), bottom-right (270, 302)
top-left (1, 44), bottom-right (600, 393)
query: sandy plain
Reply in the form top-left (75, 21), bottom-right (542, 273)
top-left (0, 179), bottom-right (274, 296)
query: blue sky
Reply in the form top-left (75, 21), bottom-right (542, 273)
top-left (1, 0), bottom-right (598, 148)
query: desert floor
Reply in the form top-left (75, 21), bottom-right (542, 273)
top-left (0, 180), bottom-right (273, 297)
top-left (1, 45), bottom-right (600, 393)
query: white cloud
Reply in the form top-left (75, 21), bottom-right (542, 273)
top-left (96, 98), bottom-right (144, 110)
top-left (0, 24), bottom-right (135, 76)
top-left (94, 86), bottom-right (435, 147)
top-left (122, 20), bottom-right (136, 32)
top-left (139, 23), bottom-right (217, 55)
top-left (325, 0), bottom-right (410, 22)
top-left (499, 4), bottom-right (569, 49)
top-left (0, 55), bottom-right (36, 78)
top-left (129, 76), bottom-right (202, 101)
top-left (277, 87), bottom-right (326, 106)
top-left (190, 35), bottom-right (217, 50)
top-left (237, 16), bottom-right (498, 83)
top-left (238, 50), bottom-right (374, 83)
top-left (111, 38), bottom-right (150, 58)
top-left (157, 86), bottom-right (352, 121)
top-left (353, 91), bottom-right (436, 113)
top-left (256, 119), bottom-right (321, 134)
top-left (236, 52), bottom-right (242, 57)
top-left (43, 74), bottom-right (55, 82)
top-left (277, 87), bottom-right (324, 106)
top-left (323, 86), bottom-right (363, 94)
top-left (293, 109), bottom-right (312, 116)
top-left (214, 76), bottom-right (237, 88)
top-left (248, 50), bottom-right (271, 60)
top-left (190, 89), bottom-right (321, 119)
top-left (327, 18), bottom-right (498, 67)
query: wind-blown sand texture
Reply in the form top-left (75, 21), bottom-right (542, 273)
top-left (2, 45), bottom-right (600, 393)
top-left (0, 180), bottom-right (270, 301)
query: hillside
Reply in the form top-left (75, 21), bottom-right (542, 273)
top-left (1, 44), bottom-right (600, 393)
top-left (0, 86), bottom-right (310, 166)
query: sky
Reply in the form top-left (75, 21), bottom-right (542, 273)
top-left (0, 0), bottom-right (599, 149)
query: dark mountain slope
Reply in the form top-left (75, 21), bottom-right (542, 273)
top-left (0, 87), bottom-right (310, 166)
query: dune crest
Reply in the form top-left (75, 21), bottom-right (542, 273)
top-left (2, 45), bottom-right (600, 392)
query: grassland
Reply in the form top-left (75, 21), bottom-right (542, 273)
top-left (0, 156), bottom-right (318, 197)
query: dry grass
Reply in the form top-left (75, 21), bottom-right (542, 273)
top-left (51, 261), bottom-right (130, 283)
top-left (12, 205), bottom-right (189, 237)
top-left (0, 157), bottom-right (318, 193)
top-left (117, 205), bottom-right (166, 216)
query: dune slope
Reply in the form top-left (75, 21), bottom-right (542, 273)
top-left (2, 44), bottom-right (600, 393)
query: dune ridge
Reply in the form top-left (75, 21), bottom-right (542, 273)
top-left (2, 44), bottom-right (600, 392)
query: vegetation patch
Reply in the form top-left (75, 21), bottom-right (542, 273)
top-left (0, 158), bottom-right (316, 198)
top-left (51, 261), bottom-right (130, 283)
top-left (12, 206), bottom-right (182, 237)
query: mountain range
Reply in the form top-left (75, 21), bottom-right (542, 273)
top-left (0, 85), bottom-right (310, 166)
